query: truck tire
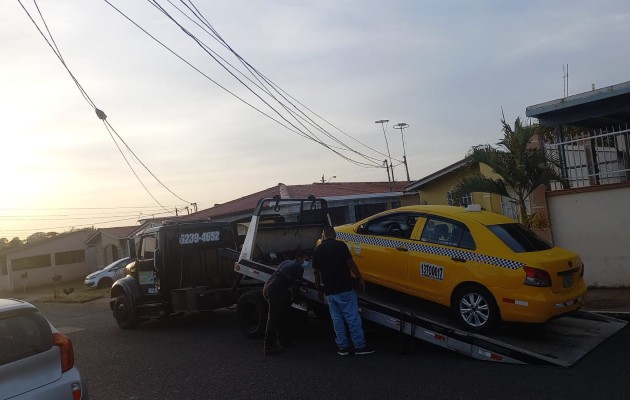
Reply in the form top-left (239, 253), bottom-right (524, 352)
top-left (453, 285), bottom-right (499, 333)
top-left (237, 290), bottom-right (267, 338)
top-left (114, 294), bottom-right (138, 329)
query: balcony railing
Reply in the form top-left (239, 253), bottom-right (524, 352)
top-left (544, 125), bottom-right (630, 191)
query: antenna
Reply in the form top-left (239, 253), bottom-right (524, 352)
top-left (563, 64), bottom-right (569, 97)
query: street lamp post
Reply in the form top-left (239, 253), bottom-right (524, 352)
top-left (375, 119), bottom-right (395, 187)
top-left (393, 122), bottom-right (411, 181)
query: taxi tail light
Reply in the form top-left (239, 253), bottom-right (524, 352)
top-left (523, 266), bottom-right (551, 287)
top-left (53, 332), bottom-right (75, 372)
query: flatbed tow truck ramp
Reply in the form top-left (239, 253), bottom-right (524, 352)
top-left (352, 283), bottom-right (628, 367)
top-left (237, 258), bottom-right (627, 367)
top-left (233, 197), bottom-right (627, 367)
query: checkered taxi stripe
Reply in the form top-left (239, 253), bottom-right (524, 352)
top-left (336, 232), bottom-right (524, 270)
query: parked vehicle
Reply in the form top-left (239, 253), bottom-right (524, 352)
top-left (0, 298), bottom-right (89, 400)
top-left (84, 257), bottom-right (130, 289)
top-left (110, 221), bottom-right (249, 329)
top-left (234, 198), bottom-right (624, 367)
top-left (334, 204), bottom-right (588, 331)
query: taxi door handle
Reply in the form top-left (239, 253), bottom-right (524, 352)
top-left (451, 257), bottom-right (466, 263)
top-left (395, 247), bottom-right (408, 252)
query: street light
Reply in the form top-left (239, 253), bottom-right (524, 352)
top-left (393, 122), bottom-right (411, 181)
top-left (375, 119), bottom-right (395, 187)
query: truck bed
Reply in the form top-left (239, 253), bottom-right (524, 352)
top-left (240, 259), bottom-right (627, 366)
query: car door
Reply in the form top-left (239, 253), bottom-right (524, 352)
top-left (351, 212), bottom-right (419, 291)
top-left (135, 234), bottom-right (159, 296)
top-left (407, 215), bottom-right (478, 302)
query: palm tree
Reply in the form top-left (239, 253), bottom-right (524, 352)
top-left (454, 116), bottom-right (565, 224)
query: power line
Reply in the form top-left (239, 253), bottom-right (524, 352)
top-left (17, 0), bottom-right (193, 214)
top-left (104, 0), bottom-right (389, 169)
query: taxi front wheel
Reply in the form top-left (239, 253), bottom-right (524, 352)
top-left (453, 286), bottom-right (499, 333)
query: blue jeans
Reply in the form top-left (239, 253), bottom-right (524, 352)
top-left (326, 290), bottom-right (366, 350)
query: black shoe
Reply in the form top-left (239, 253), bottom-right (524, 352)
top-left (337, 347), bottom-right (353, 356)
top-left (355, 346), bottom-right (375, 355)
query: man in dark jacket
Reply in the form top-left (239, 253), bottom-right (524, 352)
top-left (262, 250), bottom-right (310, 355)
top-left (313, 226), bottom-right (374, 356)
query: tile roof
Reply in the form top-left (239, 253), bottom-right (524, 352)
top-left (97, 226), bottom-right (138, 239)
top-left (85, 225), bottom-right (139, 245)
top-left (186, 182), bottom-right (409, 220)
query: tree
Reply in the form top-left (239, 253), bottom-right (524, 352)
top-left (8, 237), bottom-right (23, 247)
top-left (454, 116), bottom-right (565, 224)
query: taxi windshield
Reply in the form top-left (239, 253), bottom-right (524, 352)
top-left (487, 223), bottom-right (552, 253)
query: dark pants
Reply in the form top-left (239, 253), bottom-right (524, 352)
top-left (264, 292), bottom-right (289, 350)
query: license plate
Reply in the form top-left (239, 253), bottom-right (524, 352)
top-left (563, 274), bottom-right (574, 288)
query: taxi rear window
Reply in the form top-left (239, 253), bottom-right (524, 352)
top-left (488, 223), bottom-right (552, 253)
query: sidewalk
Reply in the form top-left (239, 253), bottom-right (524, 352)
top-left (583, 287), bottom-right (630, 321)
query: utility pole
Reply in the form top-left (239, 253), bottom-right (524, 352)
top-left (384, 159), bottom-right (392, 191)
top-left (393, 122), bottom-right (411, 181)
top-left (375, 119), bottom-right (395, 183)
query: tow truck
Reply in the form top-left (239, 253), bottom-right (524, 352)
top-left (233, 197), bottom-right (628, 366)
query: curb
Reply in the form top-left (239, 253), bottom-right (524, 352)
top-left (591, 311), bottom-right (630, 322)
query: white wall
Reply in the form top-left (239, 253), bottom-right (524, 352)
top-left (548, 186), bottom-right (630, 287)
top-left (1, 230), bottom-right (92, 292)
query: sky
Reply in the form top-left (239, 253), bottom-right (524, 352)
top-left (1, 0), bottom-right (630, 240)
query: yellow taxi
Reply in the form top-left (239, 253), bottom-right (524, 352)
top-left (335, 204), bottom-right (587, 332)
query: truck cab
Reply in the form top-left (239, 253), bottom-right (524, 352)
top-left (110, 220), bottom-right (244, 328)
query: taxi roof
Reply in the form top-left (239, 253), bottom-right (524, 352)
top-left (393, 205), bottom-right (515, 226)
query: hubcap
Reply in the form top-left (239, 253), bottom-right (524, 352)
top-left (459, 292), bottom-right (489, 327)
top-left (117, 302), bottom-right (128, 321)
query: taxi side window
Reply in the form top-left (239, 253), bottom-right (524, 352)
top-left (362, 213), bottom-right (417, 239)
top-left (420, 218), bottom-right (476, 250)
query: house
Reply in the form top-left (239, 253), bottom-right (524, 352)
top-left (84, 226), bottom-right (138, 272)
top-left (404, 156), bottom-right (553, 241)
top-left (526, 80), bottom-right (630, 287)
top-left (403, 159), bottom-right (522, 214)
top-left (182, 181), bottom-right (416, 227)
top-left (0, 229), bottom-right (94, 293)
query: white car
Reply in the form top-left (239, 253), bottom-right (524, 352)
top-left (84, 257), bottom-right (130, 289)
top-left (0, 298), bottom-right (89, 399)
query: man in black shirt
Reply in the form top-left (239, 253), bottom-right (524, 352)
top-left (262, 250), bottom-right (310, 355)
top-left (313, 226), bottom-right (374, 356)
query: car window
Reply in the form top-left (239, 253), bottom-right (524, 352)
top-left (360, 213), bottom-right (418, 239)
top-left (112, 259), bottom-right (127, 270)
top-left (139, 235), bottom-right (157, 260)
top-left (487, 223), bottom-right (552, 253)
top-left (420, 217), bottom-right (476, 250)
top-left (0, 310), bottom-right (53, 366)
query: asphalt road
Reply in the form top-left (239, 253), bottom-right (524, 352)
top-left (36, 299), bottom-right (630, 400)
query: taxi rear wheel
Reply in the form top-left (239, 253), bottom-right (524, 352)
top-left (453, 285), bottom-right (499, 333)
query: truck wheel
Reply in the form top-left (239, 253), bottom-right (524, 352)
top-left (453, 285), bottom-right (498, 333)
top-left (237, 290), bottom-right (267, 338)
top-left (114, 294), bottom-right (138, 329)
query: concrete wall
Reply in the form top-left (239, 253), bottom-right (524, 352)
top-left (548, 186), bottom-right (630, 287)
top-left (0, 230), bottom-right (93, 293)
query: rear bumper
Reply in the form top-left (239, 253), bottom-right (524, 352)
top-left (495, 283), bottom-right (588, 324)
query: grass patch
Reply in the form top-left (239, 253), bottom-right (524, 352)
top-left (38, 288), bottom-right (110, 303)
top-left (13, 280), bottom-right (112, 304)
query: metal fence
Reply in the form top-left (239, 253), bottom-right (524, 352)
top-left (545, 125), bottom-right (630, 191)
